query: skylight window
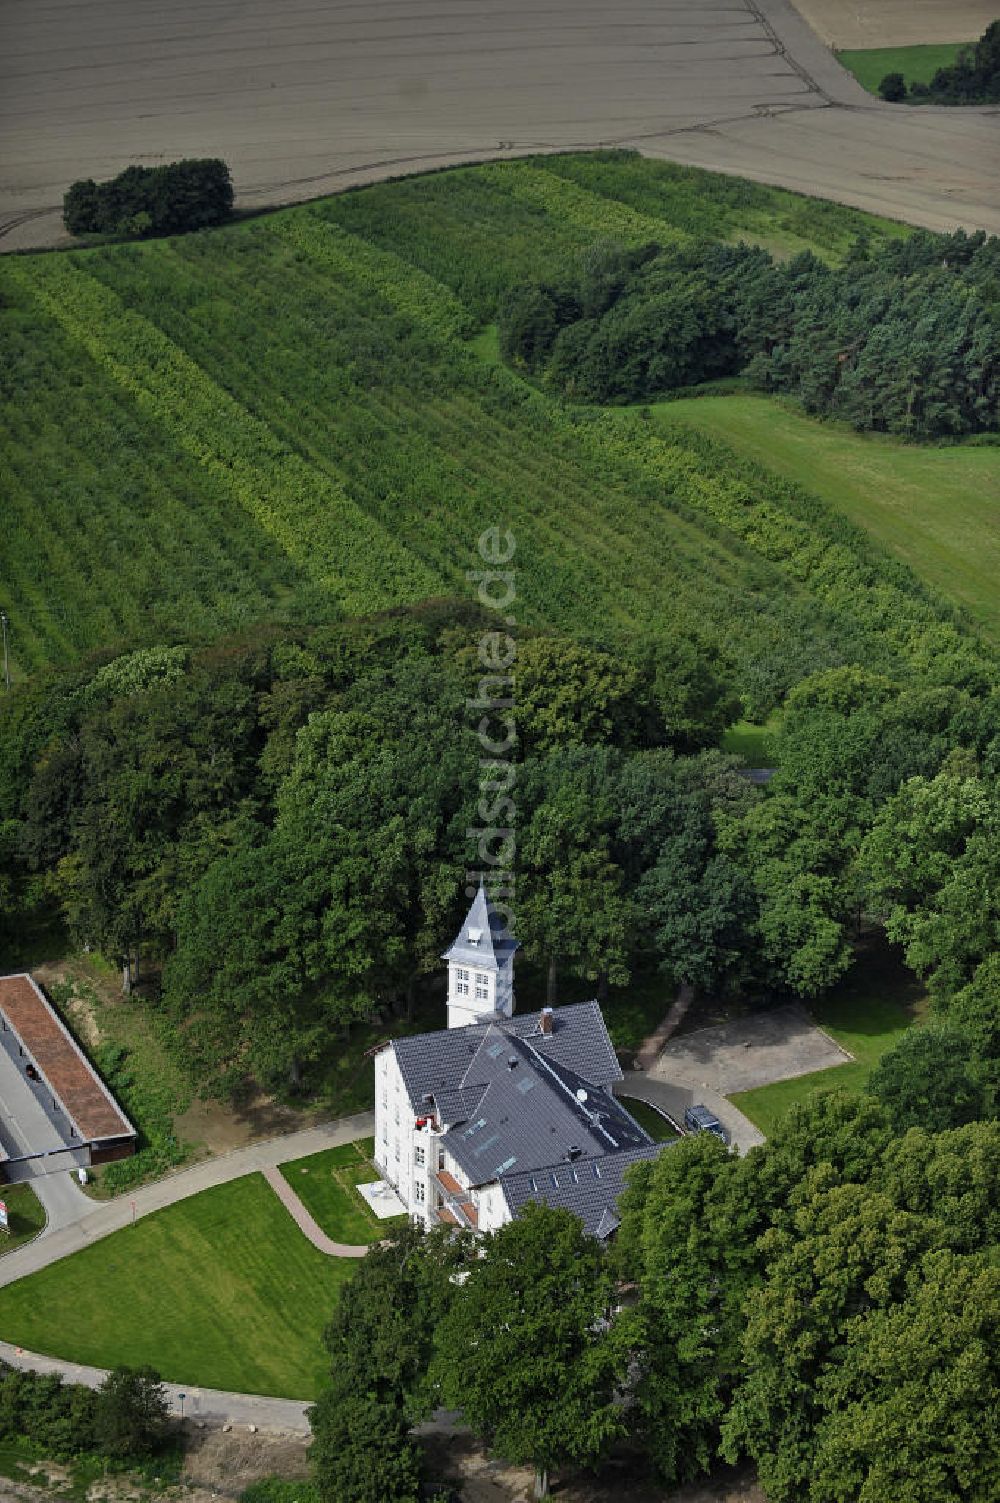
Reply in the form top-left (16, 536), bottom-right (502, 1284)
top-left (516, 1076), bottom-right (536, 1095)
top-left (472, 1132), bottom-right (501, 1158)
top-left (496, 1155), bottom-right (516, 1173)
top-left (487, 1041), bottom-right (505, 1058)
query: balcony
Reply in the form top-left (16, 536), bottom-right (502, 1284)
top-left (434, 1168), bottom-right (479, 1230)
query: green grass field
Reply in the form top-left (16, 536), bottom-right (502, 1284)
top-left (731, 942), bottom-right (928, 1135)
top-left (721, 715), bottom-right (782, 768)
top-left (279, 1138), bottom-right (404, 1242)
top-left (618, 1098), bottom-right (679, 1142)
top-left (0, 1185), bottom-right (45, 1256)
top-left (838, 43), bottom-right (965, 95)
top-left (653, 394), bottom-right (1000, 642)
top-left (0, 1176), bottom-right (352, 1397)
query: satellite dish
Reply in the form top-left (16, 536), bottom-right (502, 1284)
top-left (576, 1088), bottom-right (588, 1103)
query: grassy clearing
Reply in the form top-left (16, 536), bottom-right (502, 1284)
top-left (731, 942), bottom-right (927, 1135)
top-left (652, 393), bottom-right (1000, 642)
top-left (721, 715), bottom-right (782, 768)
top-left (44, 962), bottom-right (195, 1195)
top-left (0, 1175), bottom-right (351, 1398)
top-left (618, 1098), bottom-right (679, 1142)
top-left (0, 1184), bottom-right (46, 1256)
top-left (837, 43), bottom-right (965, 94)
top-left (279, 1138), bottom-right (402, 1243)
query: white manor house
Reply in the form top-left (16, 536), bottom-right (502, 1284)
top-left (374, 884), bottom-right (667, 1240)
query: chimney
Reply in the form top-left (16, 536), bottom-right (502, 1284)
top-left (539, 1007), bottom-right (554, 1035)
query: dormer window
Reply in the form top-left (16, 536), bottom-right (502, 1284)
top-left (468, 927), bottom-right (482, 945)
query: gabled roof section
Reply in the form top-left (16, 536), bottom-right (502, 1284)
top-left (440, 1029), bottom-right (650, 1186)
top-left (500, 1143), bottom-right (667, 1240)
top-left (391, 999), bottom-right (623, 1109)
top-left (442, 882), bottom-right (519, 971)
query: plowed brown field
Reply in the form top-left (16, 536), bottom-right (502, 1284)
top-left (0, 0), bottom-right (997, 250)
top-left (790, 1), bottom-right (997, 49)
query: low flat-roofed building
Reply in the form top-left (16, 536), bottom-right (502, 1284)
top-left (0, 972), bottom-right (136, 1181)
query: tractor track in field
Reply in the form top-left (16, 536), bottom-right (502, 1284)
top-left (0, 0), bottom-right (997, 253)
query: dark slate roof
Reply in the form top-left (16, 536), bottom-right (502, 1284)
top-left (390, 999), bottom-right (622, 1108)
top-left (433, 1086), bottom-right (487, 1127)
top-left (440, 1028), bottom-right (649, 1186)
top-left (442, 883), bottom-right (519, 970)
top-left (500, 1143), bottom-right (668, 1240)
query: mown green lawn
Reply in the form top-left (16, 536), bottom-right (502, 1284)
top-left (279, 1138), bottom-right (403, 1243)
top-left (837, 43), bottom-right (965, 95)
top-left (731, 943), bottom-right (928, 1136)
top-left (654, 394), bottom-right (1000, 642)
top-left (0, 1175), bottom-right (353, 1398)
top-left (0, 1185), bottom-right (45, 1257)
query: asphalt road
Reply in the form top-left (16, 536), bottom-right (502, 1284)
top-left (0, 0), bottom-right (997, 251)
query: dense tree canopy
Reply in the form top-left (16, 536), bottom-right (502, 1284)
top-left (63, 158), bottom-right (233, 238)
top-left (500, 229), bottom-right (1000, 437)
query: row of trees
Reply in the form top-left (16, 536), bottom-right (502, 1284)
top-left (2, 607), bottom-right (999, 1094)
top-left (500, 228), bottom-right (1000, 436)
top-left (63, 158), bottom-right (233, 239)
top-left (0, 1362), bottom-right (169, 1462)
top-left (308, 1091), bottom-right (1000, 1502)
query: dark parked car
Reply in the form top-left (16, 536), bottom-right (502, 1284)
top-left (684, 1103), bottom-right (730, 1145)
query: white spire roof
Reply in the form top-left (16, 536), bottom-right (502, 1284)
top-left (442, 882), bottom-right (519, 970)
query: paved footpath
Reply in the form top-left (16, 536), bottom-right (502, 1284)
top-left (0, 1110), bottom-right (375, 1290)
top-left (261, 1165), bottom-right (368, 1257)
top-left (0, 1339), bottom-right (312, 1433)
top-left (0, 1112), bottom-right (377, 1432)
top-left (635, 982), bottom-right (695, 1073)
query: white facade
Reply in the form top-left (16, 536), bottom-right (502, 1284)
top-left (374, 1044), bottom-right (511, 1233)
top-left (447, 961), bottom-right (497, 1030)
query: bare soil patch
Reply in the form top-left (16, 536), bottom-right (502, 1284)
top-left (424, 1435), bottom-right (764, 1503)
top-left (790, 1), bottom-right (996, 49)
top-left (2, 0), bottom-right (998, 252)
top-left (181, 1425), bottom-right (310, 1501)
top-left (174, 1090), bottom-right (313, 1157)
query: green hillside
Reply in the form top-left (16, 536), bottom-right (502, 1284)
top-left (652, 394), bottom-right (1000, 643)
top-left (0, 152), bottom-right (991, 714)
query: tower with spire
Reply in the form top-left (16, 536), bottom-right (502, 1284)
top-left (442, 883), bottom-right (519, 1029)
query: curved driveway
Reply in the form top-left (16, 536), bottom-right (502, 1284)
top-left (0, 0), bottom-right (997, 251)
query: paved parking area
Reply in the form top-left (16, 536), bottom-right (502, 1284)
top-left (0, 1028), bottom-right (74, 1172)
top-left (648, 1005), bottom-right (850, 1097)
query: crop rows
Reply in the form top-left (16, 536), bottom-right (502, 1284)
top-left (7, 257), bottom-right (440, 621)
top-left (0, 273), bottom-right (303, 671)
top-left (77, 227), bottom-right (805, 662)
top-left (0, 153), bottom-right (983, 705)
top-left (262, 212), bottom-right (472, 341)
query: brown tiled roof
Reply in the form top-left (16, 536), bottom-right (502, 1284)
top-left (0, 974), bottom-right (134, 1143)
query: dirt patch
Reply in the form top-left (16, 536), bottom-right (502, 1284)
top-left (423, 1434), bottom-right (763, 1503)
top-left (174, 1090), bottom-right (315, 1157)
top-left (181, 1424), bottom-right (310, 1501)
top-left (791, 0), bottom-right (995, 49)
